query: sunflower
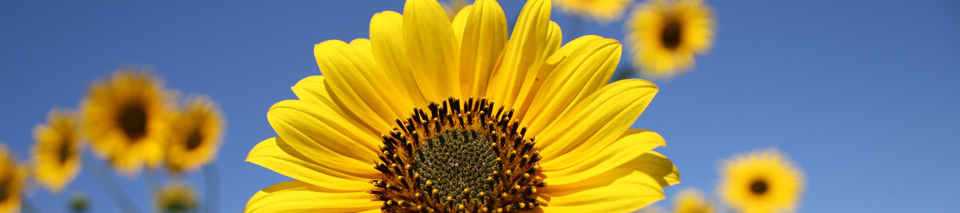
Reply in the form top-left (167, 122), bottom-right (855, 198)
top-left (672, 187), bottom-right (713, 213)
top-left (0, 144), bottom-right (26, 213)
top-left (81, 69), bottom-right (173, 175)
top-left (155, 181), bottom-right (199, 213)
top-left (166, 96), bottom-right (225, 174)
top-left (626, 0), bottom-right (714, 78)
top-left (246, 0), bottom-right (678, 212)
top-left (555, 0), bottom-right (631, 23)
top-left (32, 108), bottom-right (83, 193)
top-left (719, 148), bottom-right (804, 213)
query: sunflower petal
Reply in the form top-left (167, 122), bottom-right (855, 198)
top-left (370, 11), bottom-right (428, 106)
top-left (267, 100), bottom-right (380, 167)
top-left (315, 40), bottom-right (404, 132)
top-left (627, 150), bottom-right (680, 187)
top-left (458, 0), bottom-right (507, 99)
top-left (540, 170), bottom-right (664, 213)
top-left (541, 129), bottom-right (666, 186)
top-left (403, 0), bottom-right (461, 102)
top-left (246, 138), bottom-right (375, 191)
top-left (486, 0), bottom-right (551, 109)
top-left (537, 79), bottom-right (658, 170)
top-left (245, 180), bottom-right (379, 213)
top-left (520, 35), bottom-right (619, 129)
top-left (451, 5), bottom-right (473, 40)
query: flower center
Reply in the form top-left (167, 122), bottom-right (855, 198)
top-left (414, 130), bottom-right (498, 207)
top-left (185, 129), bottom-right (203, 151)
top-left (58, 140), bottom-right (72, 164)
top-left (0, 178), bottom-right (9, 202)
top-left (660, 17), bottom-right (683, 50)
top-left (749, 179), bottom-right (768, 195)
top-left (118, 103), bottom-right (148, 140)
top-left (371, 97), bottom-right (544, 212)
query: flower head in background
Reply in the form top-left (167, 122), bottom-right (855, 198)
top-left (626, 0), bottom-right (714, 79)
top-left (81, 69), bottom-right (173, 175)
top-left (166, 96), bottom-right (224, 174)
top-left (0, 144), bottom-right (26, 213)
top-left (246, 0), bottom-right (678, 212)
top-left (672, 187), bottom-right (713, 213)
top-left (719, 148), bottom-right (804, 213)
top-left (155, 181), bottom-right (199, 213)
top-left (555, 0), bottom-right (632, 23)
top-left (32, 108), bottom-right (83, 193)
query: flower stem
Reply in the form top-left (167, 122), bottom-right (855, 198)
top-left (203, 164), bottom-right (219, 213)
top-left (84, 153), bottom-right (141, 213)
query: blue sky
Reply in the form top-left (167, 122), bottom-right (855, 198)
top-left (1, 0), bottom-right (958, 212)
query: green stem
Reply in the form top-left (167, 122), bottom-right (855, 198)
top-left (21, 198), bottom-right (39, 213)
top-left (85, 153), bottom-right (141, 213)
top-left (203, 164), bottom-right (219, 213)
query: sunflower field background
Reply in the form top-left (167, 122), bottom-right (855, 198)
top-left (1, 0), bottom-right (958, 212)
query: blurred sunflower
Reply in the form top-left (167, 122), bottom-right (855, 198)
top-left (155, 181), bottom-right (199, 213)
top-left (672, 187), bottom-right (713, 213)
top-left (626, 0), bottom-right (714, 78)
top-left (166, 96), bottom-right (224, 174)
top-left (0, 144), bottom-right (26, 213)
top-left (32, 108), bottom-right (82, 193)
top-left (81, 69), bottom-right (173, 175)
top-left (719, 148), bottom-right (804, 213)
top-left (246, 0), bottom-right (678, 212)
top-left (555, 0), bottom-right (631, 23)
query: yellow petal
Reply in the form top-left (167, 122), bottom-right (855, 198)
top-left (369, 11), bottom-right (428, 106)
top-left (542, 129), bottom-right (665, 187)
top-left (245, 180), bottom-right (379, 213)
top-left (267, 100), bottom-right (381, 168)
top-left (540, 170), bottom-right (664, 213)
top-left (536, 79), bottom-right (658, 170)
top-left (349, 39), bottom-right (374, 60)
top-left (403, 0), bottom-right (461, 102)
top-left (544, 21), bottom-right (563, 59)
top-left (315, 40), bottom-right (405, 132)
top-left (246, 138), bottom-right (375, 191)
top-left (451, 5), bottom-right (473, 41)
top-left (520, 35), bottom-right (619, 128)
top-left (626, 150), bottom-right (680, 187)
top-left (486, 0), bottom-right (551, 109)
top-left (458, 0), bottom-right (507, 99)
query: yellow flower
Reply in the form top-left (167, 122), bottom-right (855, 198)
top-left (555, 0), bottom-right (631, 23)
top-left (246, 0), bottom-right (678, 212)
top-left (626, 0), bottom-right (714, 78)
top-left (672, 187), bottom-right (713, 213)
top-left (166, 96), bottom-right (225, 174)
top-left (32, 108), bottom-right (82, 193)
top-left (0, 144), bottom-right (27, 213)
top-left (719, 148), bottom-right (804, 213)
top-left (155, 181), bottom-right (199, 213)
top-left (81, 69), bottom-right (173, 175)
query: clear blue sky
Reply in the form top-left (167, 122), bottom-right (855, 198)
top-left (1, 0), bottom-right (958, 212)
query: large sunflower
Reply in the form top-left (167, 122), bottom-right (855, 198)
top-left (246, 0), bottom-right (679, 212)
top-left (626, 0), bottom-right (714, 78)
top-left (32, 108), bottom-right (82, 193)
top-left (81, 69), bottom-right (173, 175)
top-left (555, 0), bottom-right (631, 23)
top-left (672, 187), bottom-right (713, 213)
top-left (719, 148), bottom-right (804, 213)
top-left (166, 96), bottom-right (225, 174)
top-left (0, 144), bottom-right (26, 213)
